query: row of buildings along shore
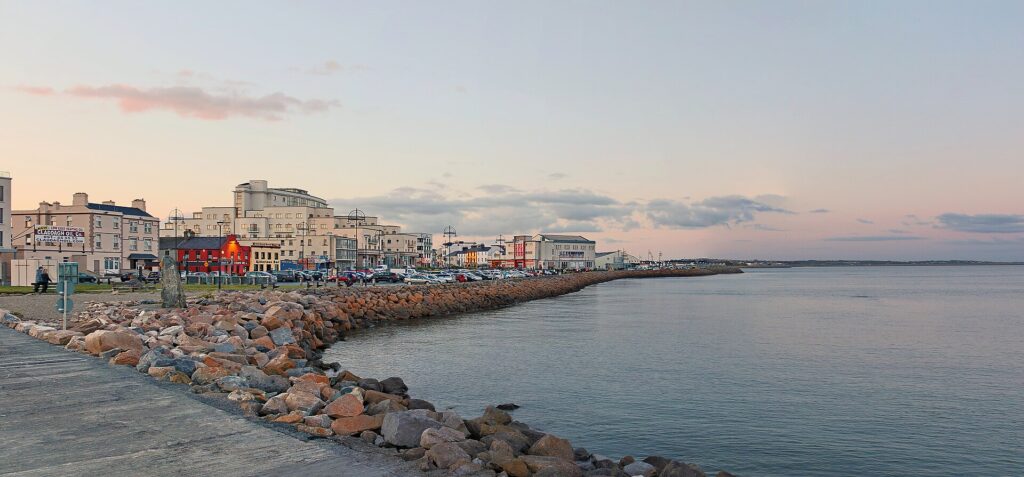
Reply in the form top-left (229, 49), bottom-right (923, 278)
top-left (0, 176), bottom-right (643, 285)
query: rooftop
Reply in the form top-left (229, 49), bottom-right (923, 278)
top-left (86, 203), bottom-right (154, 218)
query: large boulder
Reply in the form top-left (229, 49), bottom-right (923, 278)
top-left (323, 393), bottom-right (364, 418)
top-left (239, 366), bottom-right (290, 393)
top-left (379, 376), bottom-right (408, 395)
top-left (263, 354), bottom-right (295, 376)
top-left (528, 433), bottom-right (575, 461)
top-left (660, 461), bottom-right (706, 477)
top-left (260, 393), bottom-right (290, 415)
top-left (425, 442), bottom-right (471, 470)
top-left (519, 455), bottom-right (583, 477)
top-left (84, 330), bottom-right (144, 355)
top-left (419, 426), bottom-right (467, 449)
top-left (331, 414), bottom-right (385, 436)
top-left (284, 391), bottom-right (325, 416)
top-left (381, 409), bottom-right (443, 448)
top-left (268, 326), bottom-right (296, 346)
top-left (623, 461), bottom-right (657, 477)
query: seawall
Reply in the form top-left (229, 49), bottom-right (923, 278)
top-left (2, 268), bottom-right (741, 477)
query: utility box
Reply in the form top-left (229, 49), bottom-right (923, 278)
top-left (57, 262), bottom-right (80, 285)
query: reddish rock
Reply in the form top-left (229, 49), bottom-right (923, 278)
top-left (528, 433), bottom-right (575, 461)
top-left (84, 329), bottom-right (144, 355)
top-left (263, 354), bottom-right (295, 376)
top-left (364, 390), bottom-right (405, 405)
top-left (274, 412), bottom-right (304, 424)
top-left (110, 349), bottom-right (141, 366)
top-left (330, 414), bottom-right (384, 436)
top-left (147, 366), bottom-right (175, 379)
top-left (284, 391), bottom-right (324, 415)
top-left (323, 393), bottom-right (364, 418)
top-left (191, 366), bottom-right (233, 385)
top-left (296, 423), bottom-right (333, 437)
top-left (252, 336), bottom-right (276, 350)
top-left (519, 455), bottom-right (583, 477)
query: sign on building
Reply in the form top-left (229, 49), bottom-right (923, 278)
top-left (34, 226), bottom-right (86, 244)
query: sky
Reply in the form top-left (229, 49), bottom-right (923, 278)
top-left (3, 1), bottom-right (1023, 260)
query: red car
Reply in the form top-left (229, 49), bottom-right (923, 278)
top-left (454, 273), bottom-right (468, 283)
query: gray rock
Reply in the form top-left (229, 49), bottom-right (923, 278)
top-left (99, 348), bottom-right (123, 359)
top-left (213, 342), bottom-right (237, 353)
top-left (380, 376), bottom-right (408, 395)
top-left (215, 375), bottom-right (248, 392)
top-left (381, 409), bottom-right (443, 448)
top-left (623, 461), bottom-right (656, 477)
top-left (357, 378), bottom-right (382, 392)
top-left (240, 366), bottom-right (289, 393)
top-left (660, 461), bottom-right (705, 477)
top-left (268, 326), bottom-right (295, 346)
top-left (170, 358), bottom-right (198, 376)
top-left (136, 347), bottom-right (173, 373)
top-left (407, 398), bottom-right (435, 411)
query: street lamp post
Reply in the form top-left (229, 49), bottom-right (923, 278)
top-left (216, 221), bottom-right (228, 290)
top-left (348, 208), bottom-right (365, 269)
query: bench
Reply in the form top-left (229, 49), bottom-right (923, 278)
top-left (111, 281), bottom-right (155, 292)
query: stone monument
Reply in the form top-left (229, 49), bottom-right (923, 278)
top-left (160, 254), bottom-right (186, 308)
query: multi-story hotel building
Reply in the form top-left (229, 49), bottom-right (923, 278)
top-left (490, 234), bottom-right (596, 270)
top-left (13, 193), bottom-right (160, 275)
top-left (0, 172), bottom-right (12, 285)
top-left (162, 180), bottom-right (433, 271)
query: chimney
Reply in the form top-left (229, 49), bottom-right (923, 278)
top-left (103, 200), bottom-right (115, 206)
top-left (72, 192), bottom-right (89, 206)
top-left (132, 199), bottom-right (146, 211)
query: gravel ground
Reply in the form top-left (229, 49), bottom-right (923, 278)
top-left (0, 291), bottom-right (161, 325)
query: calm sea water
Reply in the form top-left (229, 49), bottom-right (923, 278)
top-left (323, 267), bottom-right (1024, 476)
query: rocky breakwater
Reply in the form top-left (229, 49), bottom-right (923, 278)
top-left (1, 269), bottom-right (740, 476)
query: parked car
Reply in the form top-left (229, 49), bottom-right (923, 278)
top-left (373, 272), bottom-right (405, 283)
top-left (77, 272), bottom-right (98, 283)
top-left (404, 274), bottom-right (439, 285)
top-left (273, 271), bottom-right (297, 282)
top-left (244, 271), bottom-right (276, 284)
top-left (144, 271), bottom-right (161, 283)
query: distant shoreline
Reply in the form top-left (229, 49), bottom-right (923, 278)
top-left (739, 261), bottom-right (1024, 268)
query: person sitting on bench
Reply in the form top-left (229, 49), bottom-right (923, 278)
top-left (33, 267), bottom-right (52, 293)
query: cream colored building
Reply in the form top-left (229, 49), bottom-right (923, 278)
top-left (161, 180), bottom-right (433, 270)
top-left (239, 240), bottom-right (281, 272)
top-left (13, 193), bottom-right (160, 275)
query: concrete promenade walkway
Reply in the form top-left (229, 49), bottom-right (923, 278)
top-left (0, 326), bottom-right (414, 477)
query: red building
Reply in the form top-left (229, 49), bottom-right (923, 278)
top-left (165, 234), bottom-right (250, 275)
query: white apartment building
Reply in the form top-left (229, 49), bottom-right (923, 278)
top-left (0, 172), bottom-right (12, 285)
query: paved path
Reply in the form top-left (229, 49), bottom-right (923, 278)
top-left (0, 325), bottom-right (416, 477)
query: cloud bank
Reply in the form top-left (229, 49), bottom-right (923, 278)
top-left (331, 188), bottom-right (791, 238)
top-left (16, 83), bottom-right (338, 121)
top-left (936, 213), bottom-right (1024, 234)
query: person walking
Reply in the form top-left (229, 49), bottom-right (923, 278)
top-left (33, 266), bottom-right (44, 293)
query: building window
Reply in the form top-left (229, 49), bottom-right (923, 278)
top-left (130, 221), bottom-right (138, 233)
top-left (112, 217), bottom-right (120, 229)
top-left (113, 236), bottom-right (120, 250)
top-left (129, 239), bottom-right (138, 251)
top-left (94, 234), bottom-right (102, 249)
top-left (104, 257), bottom-right (120, 271)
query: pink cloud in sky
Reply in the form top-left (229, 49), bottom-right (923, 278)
top-left (16, 83), bottom-right (338, 121)
top-left (13, 85), bottom-right (55, 95)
